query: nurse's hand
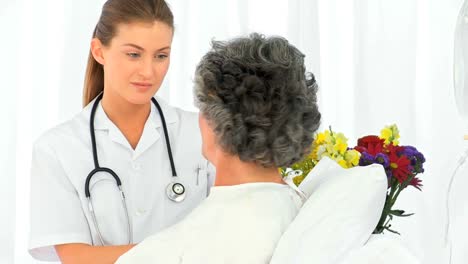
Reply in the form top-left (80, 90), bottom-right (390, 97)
top-left (55, 243), bottom-right (135, 264)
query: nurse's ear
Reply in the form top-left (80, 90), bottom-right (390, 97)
top-left (90, 38), bottom-right (105, 65)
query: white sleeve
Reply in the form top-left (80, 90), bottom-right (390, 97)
top-left (115, 215), bottom-right (193, 264)
top-left (28, 139), bottom-right (92, 262)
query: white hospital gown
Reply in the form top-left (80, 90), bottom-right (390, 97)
top-left (116, 182), bottom-right (303, 264)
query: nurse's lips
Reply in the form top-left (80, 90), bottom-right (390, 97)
top-left (131, 82), bottom-right (153, 91)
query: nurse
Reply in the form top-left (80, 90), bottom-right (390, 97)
top-left (28, 0), bottom-right (213, 263)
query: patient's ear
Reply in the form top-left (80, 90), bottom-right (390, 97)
top-left (90, 38), bottom-right (105, 65)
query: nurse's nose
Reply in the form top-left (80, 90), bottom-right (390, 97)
top-left (138, 57), bottom-right (155, 79)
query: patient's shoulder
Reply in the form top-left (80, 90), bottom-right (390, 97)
top-left (117, 183), bottom-right (300, 263)
top-left (202, 183), bottom-right (302, 232)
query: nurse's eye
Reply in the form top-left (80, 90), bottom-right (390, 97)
top-left (155, 54), bottom-right (168, 60)
top-left (127, 52), bottom-right (141, 58)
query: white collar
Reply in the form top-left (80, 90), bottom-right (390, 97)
top-left (85, 96), bottom-right (178, 131)
top-left (82, 96), bottom-right (179, 159)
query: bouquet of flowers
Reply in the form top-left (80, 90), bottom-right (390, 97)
top-left (282, 124), bottom-right (426, 234)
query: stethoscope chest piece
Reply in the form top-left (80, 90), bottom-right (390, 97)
top-left (166, 182), bottom-right (186, 202)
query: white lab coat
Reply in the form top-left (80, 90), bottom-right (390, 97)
top-left (28, 96), bottom-right (214, 262)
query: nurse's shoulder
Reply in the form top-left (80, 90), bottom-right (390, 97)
top-left (32, 100), bottom-right (95, 156)
top-left (153, 96), bottom-right (202, 148)
top-left (154, 97), bottom-right (199, 129)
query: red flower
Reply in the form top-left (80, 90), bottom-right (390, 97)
top-left (386, 143), bottom-right (406, 156)
top-left (354, 146), bottom-right (367, 153)
top-left (388, 148), bottom-right (411, 183)
top-left (410, 176), bottom-right (423, 191)
top-left (356, 135), bottom-right (384, 156)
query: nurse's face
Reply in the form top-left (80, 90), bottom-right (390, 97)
top-left (199, 113), bottom-right (217, 165)
top-left (92, 21), bottom-right (173, 105)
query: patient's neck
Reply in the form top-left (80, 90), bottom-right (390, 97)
top-left (213, 153), bottom-right (285, 187)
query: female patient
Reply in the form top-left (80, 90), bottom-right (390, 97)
top-left (117, 33), bottom-right (321, 263)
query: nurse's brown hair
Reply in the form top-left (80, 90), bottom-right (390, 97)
top-left (82, 0), bottom-right (174, 107)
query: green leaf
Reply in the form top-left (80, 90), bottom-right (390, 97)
top-left (390, 209), bottom-right (405, 216)
top-left (390, 209), bottom-right (414, 217)
top-left (384, 226), bottom-right (401, 235)
top-left (398, 213), bottom-right (415, 217)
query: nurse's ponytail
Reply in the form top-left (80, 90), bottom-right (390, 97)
top-left (83, 26), bottom-right (104, 107)
top-left (82, 0), bottom-right (174, 107)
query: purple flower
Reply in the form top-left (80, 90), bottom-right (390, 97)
top-left (359, 152), bottom-right (375, 166)
top-left (385, 168), bottom-right (393, 178)
top-left (399, 146), bottom-right (425, 174)
top-left (415, 152), bottom-right (426, 163)
top-left (375, 153), bottom-right (390, 168)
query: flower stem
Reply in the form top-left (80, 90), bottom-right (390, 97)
top-left (374, 178), bottom-right (398, 234)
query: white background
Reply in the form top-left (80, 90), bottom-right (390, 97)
top-left (1, 0), bottom-right (467, 263)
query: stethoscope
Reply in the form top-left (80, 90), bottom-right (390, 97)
top-left (85, 93), bottom-right (186, 245)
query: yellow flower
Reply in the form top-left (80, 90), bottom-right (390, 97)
top-left (320, 151), bottom-right (332, 160)
top-left (323, 130), bottom-right (333, 145)
top-left (309, 149), bottom-right (318, 160)
top-left (285, 127), bottom-right (361, 184)
top-left (380, 124), bottom-right (400, 145)
top-left (293, 175), bottom-right (305, 186)
top-left (337, 158), bottom-right (348, 168)
top-left (278, 168), bottom-right (284, 175)
top-left (315, 131), bottom-right (327, 145)
top-left (325, 144), bottom-right (335, 156)
top-left (333, 133), bottom-right (348, 155)
top-left (345, 149), bottom-right (361, 167)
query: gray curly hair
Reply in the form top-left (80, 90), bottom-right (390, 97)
top-left (194, 33), bottom-right (321, 168)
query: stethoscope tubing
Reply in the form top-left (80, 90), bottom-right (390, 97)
top-left (84, 93), bottom-right (185, 245)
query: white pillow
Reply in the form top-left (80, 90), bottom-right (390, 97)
top-left (270, 157), bottom-right (387, 264)
top-left (339, 234), bottom-right (421, 264)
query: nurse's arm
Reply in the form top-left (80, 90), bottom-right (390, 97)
top-left (55, 243), bottom-right (135, 264)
